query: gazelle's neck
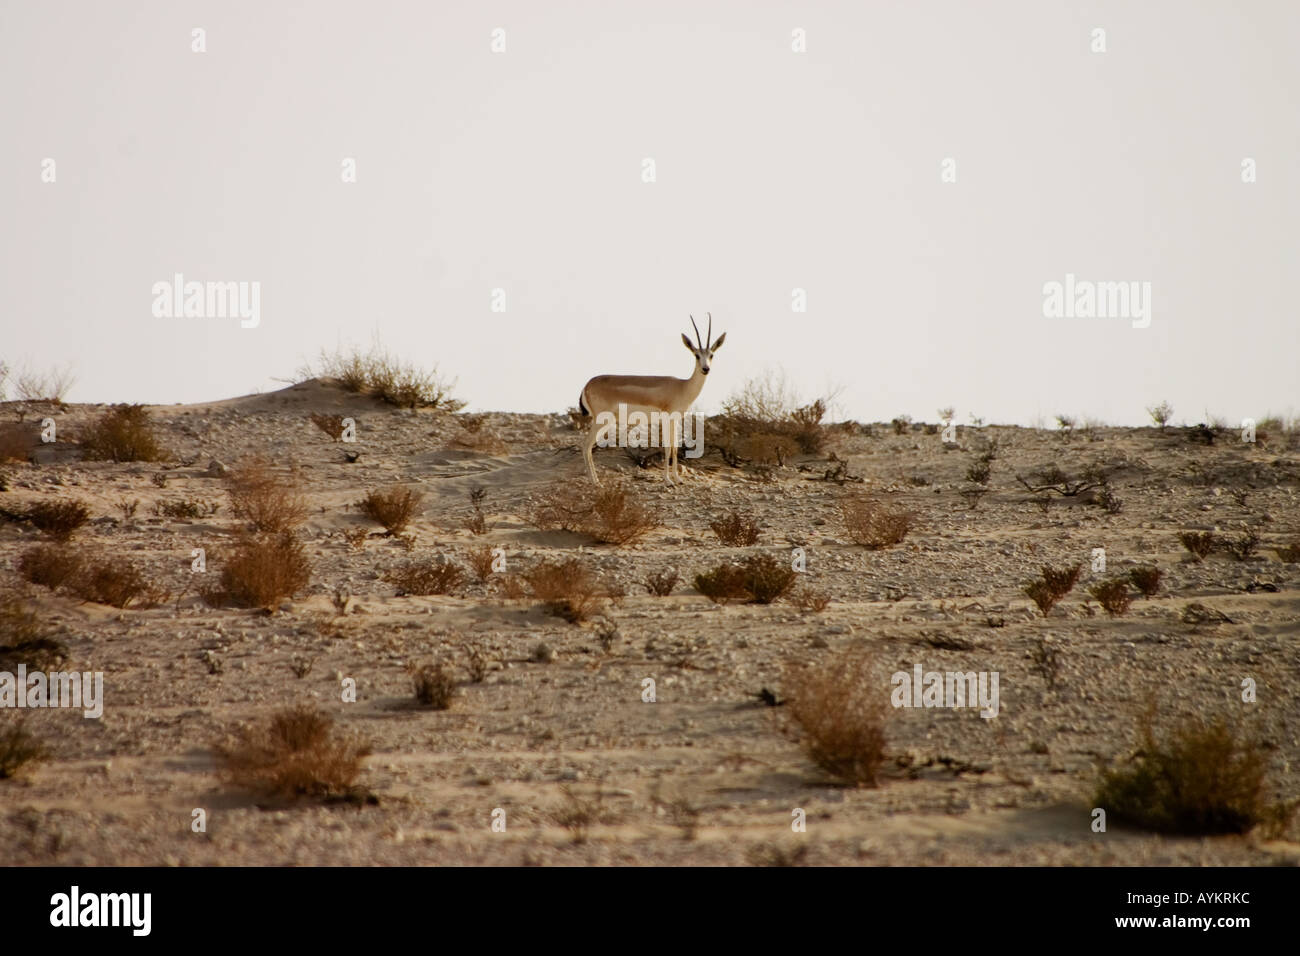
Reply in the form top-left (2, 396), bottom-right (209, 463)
top-left (679, 361), bottom-right (707, 407)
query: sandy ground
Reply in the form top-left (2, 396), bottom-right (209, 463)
top-left (1, 379), bottom-right (1297, 866)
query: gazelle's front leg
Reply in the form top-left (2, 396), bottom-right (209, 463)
top-left (583, 426), bottom-right (602, 485)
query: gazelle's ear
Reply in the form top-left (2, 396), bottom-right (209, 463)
top-left (682, 333), bottom-right (696, 351)
top-left (709, 332), bottom-right (726, 351)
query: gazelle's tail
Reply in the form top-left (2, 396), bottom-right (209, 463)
top-left (578, 386), bottom-right (591, 417)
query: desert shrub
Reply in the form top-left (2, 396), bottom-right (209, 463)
top-left (1178, 531), bottom-right (1216, 560)
top-left (1129, 566), bottom-right (1163, 597)
top-left (840, 497), bottom-right (914, 549)
top-left (1023, 563), bottom-right (1081, 617)
top-left (791, 586), bottom-right (831, 612)
top-left (203, 532), bottom-right (311, 609)
top-left (522, 557), bottom-right (604, 623)
top-left (891, 415), bottom-right (911, 435)
top-left (965, 459), bottom-right (991, 485)
top-left (1221, 527), bottom-right (1261, 561)
top-left (464, 645), bottom-right (489, 683)
top-left (1095, 709), bottom-right (1294, 836)
top-left (298, 344), bottom-right (464, 410)
top-left (709, 510), bottom-right (761, 546)
top-left (357, 485), bottom-right (423, 536)
top-left (14, 365), bottom-right (75, 403)
top-left (0, 716), bottom-right (48, 779)
top-left (694, 553), bottom-right (797, 605)
top-left (1147, 401), bottom-right (1174, 429)
top-left (712, 371), bottom-right (832, 464)
top-left (215, 704), bottom-right (368, 799)
top-left (81, 404), bottom-right (167, 462)
top-left (0, 588), bottom-right (66, 670)
top-left (467, 544), bottom-right (496, 582)
top-left (411, 662), bottom-right (457, 709)
top-left (1089, 579), bottom-right (1133, 617)
top-left (783, 651), bottom-right (887, 787)
top-left (24, 499), bottom-right (90, 539)
top-left (526, 480), bottom-right (658, 546)
top-left (17, 544), bottom-right (85, 591)
top-left (465, 487), bottom-right (490, 535)
top-left (0, 423), bottom-right (35, 463)
top-left (644, 568), bottom-right (679, 596)
top-left (551, 784), bottom-right (611, 845)
top-left (73, 559), bottom-right (161, 608)
top-left (226, 458), bottom-right (308, 533)
top-left (1276, 541), bottom-right (1300, 563)
top-left (309, 413), bottom-right (346, 441)
top-left (385, 559), bottom-right (464, 596)
top-left (153, 498), bottom-right (218, 519)
top-left (1096, 487), bottom-right (1124, 514)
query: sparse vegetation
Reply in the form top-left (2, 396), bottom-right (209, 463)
top-left (1095, 708), bottom-right (1294, 836)
top-left (526, 480), bottom-right (659, 546)
top-left (783, 650), bottom-right (887, 787)
top-left (297, 344), bottom-right (464, 411)
top-left (0, 588), bottom-right (66, 670)
top-left (467, 544), bottom-right (496, 582)
top-left (1178, 531), bottom-right (1216, 561)
top-left (202, 532), bottom-right (311, 610)
top-left (522, 557), bottom-right (605, 623)
top-left (411, 662), bottom-right (457, 709)
top-left (226, 458), bottom-right (308, 533)
top-left (1089, 579), bottom-right (1133, 617)
top-left (0, 716), bottom-right (48, 779)
top-left (644, 568), bottom-right (679, 596)
top-left (1023, 563), bottom-right (1082, 617)
top-left (215, 704), bottom-right (369, 800)
top-left (385, 559), bottom-right (464, 596)
top-left (357, 485), bottom-right (423, 536)
top-left (791, 585), bottom-right (831, 612)
top-left (23, 499), bottom-right (90, 539)
top-left (1129, 566), bottom-right (1163, 598)
top-left (18, 543), bottom-right (163, 608)
top-left (81, 405), bottom-right (168, 462)
top-left (309, 413), bottom-right (346, 441)
top-left (694, 553), bottom-right (796, 605)
top-left (709, 510), bottom-right (761, 546)
top-left (840, 496), bottom-right (914, 549)
top-left (1222, 526), bottom-right (1261, 561)
top-left (1146, 401), bottom-right (1174, 429)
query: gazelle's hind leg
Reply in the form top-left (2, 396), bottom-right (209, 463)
top-left (583, 425), bottom-right (602, 485)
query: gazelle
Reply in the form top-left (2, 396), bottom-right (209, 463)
top-left (578, 314), bottom-right (726, 486)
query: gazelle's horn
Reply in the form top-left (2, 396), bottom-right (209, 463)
top-left (707, 312), bottom-right (712, 348)
top-left (689, 314), bottom-right (703, 350)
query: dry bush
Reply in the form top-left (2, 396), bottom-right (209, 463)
top-left (525, 480), bottom-right (659, 546)
top-left (202, 532), bottom-right (311, 609)
top-left (24, 499), bottom-right (90, 539)
top-left (1089, 579), bottom-right (1133, 617)
top-left (1129, 566), bottom-right (1163, 597)
top-left (309, 413), bottom-right (346, 441)
top-left (891, 415), bottom-right (912, 435)
top-left (644, 568), bottom-right (679, 596)
top-left (226, 458), bottom-right (308, 533)
top-left (215, 704), bottom-right (369, 800)
top-left (465, 487), bottom-right (489, 535)
top-left (783, 651), bottom-right (887, 787)
top-left (1178, 531), bottom-right (1216, 560)
top-left (14, 365), bottom-right (75, 403)
top-left (0, 423), bottom-right (34, 463)
top-left (153, 498), bottom-right (219, 519)
top-left (1023, 563), bottom-right (1081, 618)
top-left (0, 588), bottom-right (66, 670)
top-left (694, 553), bottom-right (796, 605)
top-left (464, 645), bottom-right (489, 683)
top-left (791, 585), bottom-right (831, 612)
top-left (1222, 527), bottom-right (1261, 561)
top-left (0, 716), bottom-right (48, 779)
top-left (357, 485), bottom-right (423, 536)
top-left (80, 404), bottom-right (167, 462)
top-left (713, 372), bottom-right (832, 464)
top-left (411, 662), bottom-right (457, 709)
top-left (467, 544), bottom-right (496, 582)
top-left (551, 784), bottom-right (611, 845)
top-left (342, 526), bottom-right (368, 551)
top-left (709, 510), bottom-right (761, 546)
top-left (18, 544), bottom-right (161, 608)
top-left (1147, 401), bottom-right (1174, 429)
top-left (522, 557), bottom-right (604, 623)
top-left (1276, 541), bottom-right (1300, 563)
top-left (298, 344), bottom-right (464, 410)
top-left (1095, 708), bottom-right (1294, 836)
top-left (840, 497), bottom-right (914, 549)
top-left (385, 559), bottom-right (464, 596)
top-left (17, 544), bottom-right (85, 591)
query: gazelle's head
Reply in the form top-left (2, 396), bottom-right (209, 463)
top-left (681, 313), bottom-right (726, 375)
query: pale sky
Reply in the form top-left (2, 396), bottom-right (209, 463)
top-left (2, 0), bottom-right (1297, 426)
